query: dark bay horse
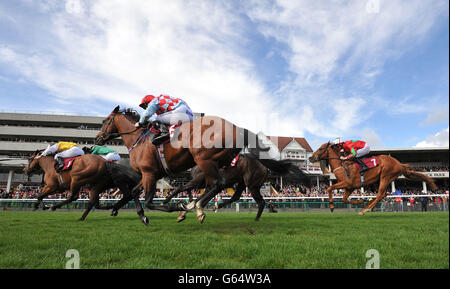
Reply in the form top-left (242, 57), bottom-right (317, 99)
top-left (309, 142), bottom-right (438, 215)
top-left (164, 154), bottom-right (302, 222)
top-left (95, 106), bottom-right (276, 223)
top-left (23, 150), bottom-right (149, 224)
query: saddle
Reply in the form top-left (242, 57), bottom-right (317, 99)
top-left (148, 121), bottom-right (182, 146)
top-left (54, 157), bottom-right (78, 173)
top-left (353, 156), bottom-right (379, 172)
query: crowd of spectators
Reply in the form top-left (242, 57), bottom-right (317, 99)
top-left (1, 183), bottom-right (448, 203)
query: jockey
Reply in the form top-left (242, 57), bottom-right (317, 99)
top-left (82, 145), bottom-right (121, 162)
top-left (135, 94), bottom-right (194, 144)
top-left (332, 138), bottom-right (370, 172)
top-left (38, 141), bottom-right (84, 172)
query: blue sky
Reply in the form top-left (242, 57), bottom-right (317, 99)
top-left (0, 0), bottom-right (448, 150)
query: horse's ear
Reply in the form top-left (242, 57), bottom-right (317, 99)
top-left (113, 105), bottom-right (120, 113)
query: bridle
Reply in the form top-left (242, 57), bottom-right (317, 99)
top-left (315, 142), bottom-right (342, 162)
top-left (95, 111), bottom-right (140, 145)
top-left (24, 151), bottom-right (42, 176)
top-left (314, 142), bottom-right (346, 173)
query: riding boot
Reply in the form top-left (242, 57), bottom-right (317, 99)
top-left (356, 157), bottom-right (369, 174)
top-left (54, 157), bottom-right (64, 173)
top-left (150, 121), bottom-right (170, 145)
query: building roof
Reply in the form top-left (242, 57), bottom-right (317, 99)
top-left (267, 136), bottom-right (313, 152)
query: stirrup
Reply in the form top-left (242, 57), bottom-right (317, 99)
top-left (54, 158), bottom-right (64, 172)
top-left (151, 132), bottom-right (170, 146)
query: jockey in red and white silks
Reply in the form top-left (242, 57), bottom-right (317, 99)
top-left (135, 94), bottom-right (194, 127)
top-left (333, 138), bottom-right (371, 172)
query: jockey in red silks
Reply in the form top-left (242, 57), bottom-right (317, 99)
top-left (135, 94), bottom-right (194, 144)
top-left (332, 138), bottom-right (371, 172)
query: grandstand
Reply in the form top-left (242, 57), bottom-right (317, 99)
top-left (0, 111), bottom-right (203, 192)
top-left (0, 111), bottom-right (448, 200)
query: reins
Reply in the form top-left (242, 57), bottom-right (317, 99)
top-left (96, 112), bottom-right (140, 144)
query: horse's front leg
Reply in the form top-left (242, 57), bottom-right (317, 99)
top-left (326, 181), bottom-right (346, 212)
top-left (142, 173), bottom-right (157, 211)
top-left (50, 185), bottom-right (80, 211)
top-left (342, 189), bottom-right (364, 205)
top-left (34, 186), bottom-right (56, 210)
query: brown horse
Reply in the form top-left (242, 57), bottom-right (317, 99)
top-left (95, 106), bottom-right (275, 223)
top-left (164, 154), bottom-right (305, 222)
top-left (309, 142), bottom-right (438, 215)
top-left (23, 150), bottom-right (149, 224)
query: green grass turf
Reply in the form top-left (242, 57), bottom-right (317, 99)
top-left (0, 210), bottom-right (448, 269)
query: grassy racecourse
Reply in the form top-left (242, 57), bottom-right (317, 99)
top-left (0, 210), bottom-right (448, 269)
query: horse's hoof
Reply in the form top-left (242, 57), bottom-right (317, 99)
top-left (42, 205), bottom-right (50, 211)
top-left (33, 207), bottom-right (38, 211)
top-left (358, 210), bottom-right (366, 216)
top-left (330, 207), bottom-right (334, 213)
top-left (111, 210), bottom-right (118, 217)
top-left (77, 218), bottom-right (84, 222)
top-left (197, 214), bottom-right (206, 224)
top-left (177, 211), bottom-right (187, 223)
top-left (141, 216), bottom-right (150, 226)
top-left (50, 206), bottom-right (57, 211)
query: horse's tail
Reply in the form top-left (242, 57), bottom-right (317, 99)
top-left (401, 164), bottom-right (438, 191)
top-left (258, 159), bottom-right (293, 175)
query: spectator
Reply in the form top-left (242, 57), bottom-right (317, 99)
top-left (268, 200), bottom-right (277, 213)
top-left (420, 196), bottom-right (429, 212)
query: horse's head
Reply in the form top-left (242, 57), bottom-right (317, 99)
top-left (309, 142), bottom-right (331, 163)
top-left (23, 150), bottom-right (43, 176)
top-left (95, 106), bottom-right (141, 145)
top-left (95, 106), bottom-right (121, 145)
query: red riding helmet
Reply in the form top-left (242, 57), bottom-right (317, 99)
top-left (139, 95), bottom-right (156, 109)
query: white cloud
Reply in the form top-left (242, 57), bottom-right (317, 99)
top-left (420, 107), bottom-right (449, 126)
top-left (0, 0), bottom-right (448, 140)
top-left (359, 128), bottom-right (384, 149)
top-left (245, 0), bottom-right (448, 137)
top-left (416, 127), bottom-right (449, 147)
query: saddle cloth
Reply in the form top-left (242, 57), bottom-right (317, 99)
top-left (222, 154), bottom-right (240, 169)
top-left (61, 157), bottom-right (78, 171)
top-left (229, 154), bottom-right (240, 168)
top-left (354, 156), bottom-right (379, 171)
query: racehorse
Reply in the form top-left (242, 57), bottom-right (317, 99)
top-left (95, 106), bottom-right (282, 223)
top-left (164, 154), bottom-right (303, 222)
top-left (309, 142), bottom-right (438, 215)
top-left (23, 150), bottom-right (149, 224)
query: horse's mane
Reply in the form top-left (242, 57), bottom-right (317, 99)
top-left (118, 108), bottom-right (141, 123)
top-left (29, 149), bottom-right (45, 159)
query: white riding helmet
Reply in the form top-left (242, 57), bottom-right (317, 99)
top-left (332, 137), bottom-right (342, 145)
